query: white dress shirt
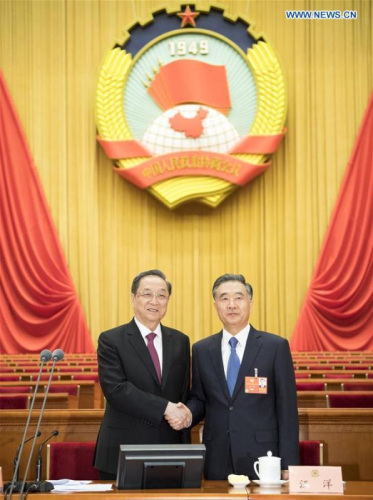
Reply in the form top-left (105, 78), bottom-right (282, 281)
top-left (221, 324), bottom-right (250, 377)
top-left (134, 317), bottom-right (163, 373)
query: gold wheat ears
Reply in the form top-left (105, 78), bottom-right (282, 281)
top-left (96, 41), bottom-right (286, 207)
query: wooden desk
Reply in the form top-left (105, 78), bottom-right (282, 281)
top-left (4, 481), bottom-right (373, 499)
top-left (1, 409), bottom-right (372, 482)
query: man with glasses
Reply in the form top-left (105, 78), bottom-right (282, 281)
top-left (94, 269), bottom-right (191, 479)
top-left (168, 274), bottom-right (299, 480)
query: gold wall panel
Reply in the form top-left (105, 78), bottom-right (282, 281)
top-left (1, 0), bottom-right (372, 346)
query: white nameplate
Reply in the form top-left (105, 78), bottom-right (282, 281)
top-left (289, 466), bottom-right (343, 493)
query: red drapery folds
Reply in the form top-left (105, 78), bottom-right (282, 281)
top-left (290, 95), bottom-right (373, 351)
top-left (0, 71), bottom-right (94, 354)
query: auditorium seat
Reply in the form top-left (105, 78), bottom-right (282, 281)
top-left (22, 367), bottom-right (48, 373)
top-left (47, 384), bottom-right (80, 396)
top-left (72, 373), bottom-right (99, 383)
top-left (57, 367), bottom-right (84, 372)
top-left (14, 362), bottom-right (39, 366)
top-left (295, 373), bottom-right (311, 378)
top-left (342, 382), bottom-right (373, 391)
top-left (299, 440), bottom-right (323, 465)
top-left (324, 373), bottom-right (354, 379)
top-left (326, 393), bottom-right (373, 408)
top-left (47, 384), bottom-right (80, 408)
top-left (296, 382), bottom-right (328, 391)
top-left (307, 365), bottom-right (334, 370)
top-left (0, 394), bottom-right (30, 409)
top-left (0, 386), bottom-right (32, 393)
top-left (0, 375), bottom-right (22, 382)
top-left (47, 442), bottom-right (99, 480)
top-left (38, 374), bottom-right (61, 381)
top-left (345, 365), bottom-right (371, 370)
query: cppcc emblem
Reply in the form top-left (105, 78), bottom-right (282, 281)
top-left (96, 4), bottom-right (287, 209)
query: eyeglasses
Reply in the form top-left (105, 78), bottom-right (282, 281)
top-left (136, 292), bottom-right (169, 302)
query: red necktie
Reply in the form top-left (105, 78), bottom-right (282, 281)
top-left (146, 333), bottom-right (162, 383)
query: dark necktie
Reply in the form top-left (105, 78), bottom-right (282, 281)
top-left (146, 333), bottom-right (162, 383)
top-left (227, 337), bottom-right (240, 396)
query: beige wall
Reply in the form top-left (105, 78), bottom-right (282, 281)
top-left (1, 0), bottom-right (372, 346)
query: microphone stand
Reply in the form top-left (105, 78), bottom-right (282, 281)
top-left (5, 350), bottom-right (52, 500)
top-left (13, 433), bottom-right (41, 483)
top-left (18, 349), bottom-right (64, 499)
top-left (35, 430), bottom-right (59, 482)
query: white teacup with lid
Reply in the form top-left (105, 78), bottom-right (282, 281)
top-left (253, 451), bottom-right (281, 483)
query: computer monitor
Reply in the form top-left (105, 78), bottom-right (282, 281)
top-left (116, 444), bottom-right (206, 489)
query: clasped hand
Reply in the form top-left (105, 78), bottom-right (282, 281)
top-left (164, 402), bottom-right (192, 430)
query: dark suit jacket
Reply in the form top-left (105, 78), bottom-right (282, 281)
top-left (94, 319), bottom-right (191, 475)
top-left (188, 326), bottom-right (299, 480)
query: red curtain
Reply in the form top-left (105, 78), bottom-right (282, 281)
top-left (0, 71), bottom-right (94, 354)
top-left (290, 95), bottom-right (373, 351)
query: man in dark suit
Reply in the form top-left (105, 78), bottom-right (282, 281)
top-left (94, 269), bottom-right (191, 479)
top-left (168, 273), bottom-right (299, 480)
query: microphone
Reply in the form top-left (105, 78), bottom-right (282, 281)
top-left (13, 432), bottom-right (41, 482)
top-left (52, 349), bottom-right (64, 362)
top-left (17, 349), bottom-right (65, 498)
top-left (40, 350), bottom-right (53, 362)
top-left (36, 430), bottom-right (59, 482)
top-left (5, 350), bottom-right (52, 500)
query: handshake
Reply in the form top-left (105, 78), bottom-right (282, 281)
top-left (164, 402), bottom-right (192, 430)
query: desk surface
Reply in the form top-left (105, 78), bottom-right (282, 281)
top-left (10, 481), bottom-right (373, 500)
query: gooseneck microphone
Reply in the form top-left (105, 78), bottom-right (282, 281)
top-left (51, 349), bottom-right (64, 363)
top-left (18, 349), bottom-right (65, 499)
top-left (36, 430), bottom-right (59, 482)
top-left (5, 349), bottom-right (52, 500)
top-left (13, 432), bottom-right (41, 482)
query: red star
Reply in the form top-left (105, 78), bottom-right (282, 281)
top-left (177, 5), bottom-right (200, 28)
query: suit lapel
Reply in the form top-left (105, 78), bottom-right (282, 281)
top-left (161, 325), bottom-right (172, 388)
top-left (232, 326), bottom-right (262, 399)
top-left (208, 332), bottom-right (231, 402)
top-left (126, 319), bottom-right (161, 385)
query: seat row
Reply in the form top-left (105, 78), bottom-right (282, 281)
top-left (0, 365), bottom-right (97, 374)
top-left (296, 382), bottom-right (373, 391)
top-left (0, 373), bottom-right (98, 383)
top-left (295, 371), bottom-right (373, 379)
top-left (0, 353), bottom-right (96, 358)
top-left (292, 350), bottom-right (372, 355)
top-left (0, 385), bottom-right (80, 409)
top-left (2, 388), bottom-right (372, 411)
top-left (294, 365), bottom-right (372, 370)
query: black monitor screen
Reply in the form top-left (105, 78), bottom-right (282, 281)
top-left (116, 444), bottom-right (206, 489)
